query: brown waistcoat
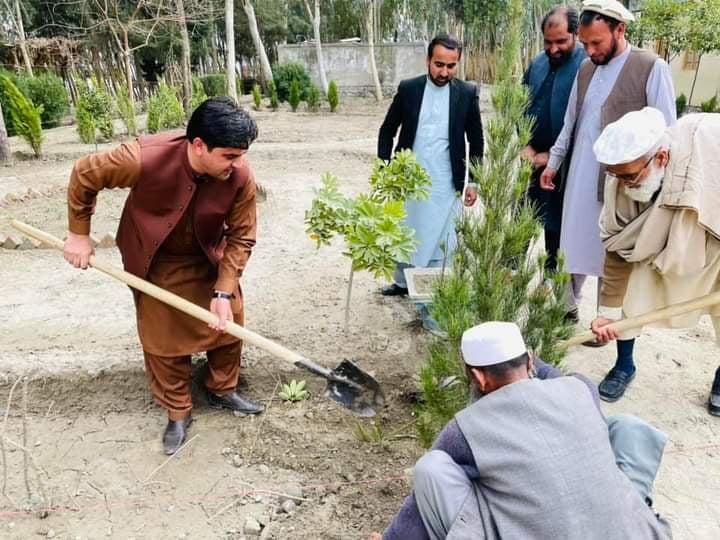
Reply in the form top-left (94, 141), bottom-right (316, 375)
top-left (116, 132), bottom-right (250, 279)
top-left (574, 47), bottom-right (658, 201)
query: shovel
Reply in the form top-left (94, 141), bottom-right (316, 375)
top-left (11, 220), bottom-right (385, 417)
top-left (559, 289), bottom-right (720, 350)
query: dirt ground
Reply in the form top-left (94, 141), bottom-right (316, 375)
top-left (1, 96), bottom-right (719, 539)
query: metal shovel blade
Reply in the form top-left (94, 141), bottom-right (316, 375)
top-left (323, 360), bottom-right (385, 417)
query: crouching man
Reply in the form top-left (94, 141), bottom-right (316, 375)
top-left (376, 322), bottom-right (670, 539)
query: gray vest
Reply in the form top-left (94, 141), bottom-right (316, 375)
top-left (450, 377), bottom-right (670, 540)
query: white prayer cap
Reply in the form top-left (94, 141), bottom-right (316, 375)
top-left (461, 322), bottom-right (527, 367)
top-left (580, 0), bottom-right (635, 24)
top-left (593, 107), bottom-right (667, 165)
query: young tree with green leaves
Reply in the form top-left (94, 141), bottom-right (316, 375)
top-left (305, 150), bottom-right (431, 328)
top-left (415, 0), bottom-right (574, 446)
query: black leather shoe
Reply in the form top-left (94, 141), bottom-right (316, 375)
top-left (709, 368), bottom-right (720, 416)
top-left (564, 308), bottom-right (579, 324)
top-left (381, 284), bottom-right (408, 297)
top-left (709, 393), bottom-right (720, 416)
top-left (163, 416), bottom-right (193, 455)
top-left (207, 390), bottom-right (264, 415)
top-left (599, 368), bottom-right (636, 402)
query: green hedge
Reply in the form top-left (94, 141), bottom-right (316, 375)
top-left (0, 69), bottom-right (69, 134)
top-left (147, 82), bottom-right (185, 133)
top-left (272, 62), bottom-right (312, 103)
top-left (200, 74), bottom-right (227, 97)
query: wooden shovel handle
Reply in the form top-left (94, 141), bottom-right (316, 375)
top-left (11, 220), bottom-right (329, 373)
top-left (559, 289), bottom-right (720, 349)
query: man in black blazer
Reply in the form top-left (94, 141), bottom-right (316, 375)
top-left (378, 34), bottom-right (484, 300)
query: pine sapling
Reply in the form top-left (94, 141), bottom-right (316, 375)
top-left (289, 79), bottom-right (301, 112)
top-left (252, 83), bottom-right (262, 111)
top-left (0, 74), bottom-right (42, 157)
top-left (415, 0), bottom-right (574, 446)
top-left (327, 80), bottom-right (339, 112)
top-left (268, 80), bottom-right (279, 111)
top-left (306, 84), bottom-right (321, 112)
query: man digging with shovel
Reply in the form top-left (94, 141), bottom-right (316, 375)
top-left (589, 107), bottom-right (720, 415)
top-left (63, 97), bottom-right (264, 454)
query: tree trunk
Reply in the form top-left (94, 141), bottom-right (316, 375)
top-left (0, 100), bottom-right (11, 163)
top-left (14, 0), bottom-right (33, 76)
top-left (243, 1), bottom-right (274, 88)
top-left (457, 21), bottom-right (466, 80)
top-left (176, 0), bottom-right (193, 112)
top-left (122, 29), bottom-right (135, 108)
top-left (225, 0), bottom-right (238, 100)
top-left (688, 54), bottom-right (702, 107)
top-left (344, 264), bottom-right (354, 330)
top-left (366, 1), bottom-right (382, 101)
top-left (305, 0), bottom-right (328, 94)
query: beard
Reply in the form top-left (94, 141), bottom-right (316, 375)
top-left (624, 163), bottom-right (665, 203)
top-left (591, 35), bottom-right (618, 66)
top-left (428, 70), bottom-right (450, 87)
top-left (547, 48), bottom-right (573, 68)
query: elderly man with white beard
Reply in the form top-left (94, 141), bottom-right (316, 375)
top-left (590, 107), bottom-right (720, 415)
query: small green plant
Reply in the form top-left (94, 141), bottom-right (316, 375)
top-left (278, 380), bottom-right (310, 402)
top-left (675, 93), bottom-right (688, 116)
top-left (327, 80), bottom-right (339, 112)
top-left (289, 79), bottom-right (301, 112)
top-left (700, 95), bottom-right (719, 113)
top-left (116, 87), bottom-right (137, 136)
top-left (15, 71), bottom-right (69, 128)
top-left (76, 85), bottom-right (114, 145)
top-left (305, 150), bottom-right (431, 327)
top-left (200, 73), bottom-right (227, 97)
top-left (352, 418), bottom-right (417, 447)
top-left (268, 80), bottom-right (279, 111)
top-left (0, 74), bottom-right (42, 156)
top-left (306, 84), bottom-right (321, 112)
top-left (190, 76), bottom-right (208, 111)
top-left (147, 82), bottom-right (185, 133)
top-left (252, 83), bottom-right (262, 110)
top-left (271, 62), bottom-right (312, 102)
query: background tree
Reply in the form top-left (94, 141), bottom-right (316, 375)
top-left (226, 0), bottom-right (238, 100)
top-left (303, 0), bottom-right (328, 94)
top-left (242, 0), bottom-right (274, 87)
top-left (0, 99), bottom-right (10, 162)
top-left (365, 0), bottom-right (382, 101)
top-left (175, 0), bottom-right (193, 112)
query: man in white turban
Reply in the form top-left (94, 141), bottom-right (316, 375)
top-left (378, 322), bottom-right (670, 539)
top-left (591, 106), bottom-right (720, 416)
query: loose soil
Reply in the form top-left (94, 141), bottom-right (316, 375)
top-left (1, 96), bottom-right (719, 539)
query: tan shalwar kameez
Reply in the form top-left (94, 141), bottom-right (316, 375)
top-left (68, 141), bottom-right (257, 420)
top-left (599, 114), bottom-right (720, 341)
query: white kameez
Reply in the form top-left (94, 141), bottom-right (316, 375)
top-left (547, 45), bottom-right (676, 277)
top-left (405, 78), bottom-right (460, 267)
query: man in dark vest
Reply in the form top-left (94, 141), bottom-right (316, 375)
top-left (521, 5), bottom-right (586, 308)
top-left (376, 35), bottom-right (484, 321)
top-left (539, 0), bottom-right (676, 397)
top-left (64, 97), bottom-right (264, 454)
